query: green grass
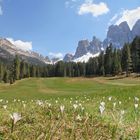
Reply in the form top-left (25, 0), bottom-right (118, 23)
top-left (0, 77), bottom-right (140, 100)
top-left (0, 77), bottom-right (140, 139)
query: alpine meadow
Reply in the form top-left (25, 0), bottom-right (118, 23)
top-left (0, 0), bottom-right (140, 140)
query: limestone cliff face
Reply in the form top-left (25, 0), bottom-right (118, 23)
top-left (132, 19), bottom-right (140, 38)
top-left (103, 21), bottom-right (132, 49)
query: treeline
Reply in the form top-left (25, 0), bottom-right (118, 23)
top-left (0, 36), bottom-right (140, 84)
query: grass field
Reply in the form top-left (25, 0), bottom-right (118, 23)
top-left (0, 77), bottom-right (140, 139)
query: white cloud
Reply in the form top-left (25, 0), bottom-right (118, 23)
top-left (65, 0), bottom-right (78, 8)
top-left (7, 38), bottom-right (32, 51)
top-left (78, 1), bottom-right (109, 17)
top-left (110, 14), bottom-right (119, 23)
top-left (0, 6), bottom-right (2, 15)
top-left (49, 52), bottom-right (63, 58)
top-left (108, 13), bottom-right (120, 26)
top-left (111, 7), bottom-right (140, 29)
top-left (0, 0), bottom-right (3, 16)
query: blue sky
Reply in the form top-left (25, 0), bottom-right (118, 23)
top-left (0, 0), bottom-right (140, 58)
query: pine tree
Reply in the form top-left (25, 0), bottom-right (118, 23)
top-left (26, 63), bottom-right (30, 78)
top-left (3, 70), bottom-right (9, 83)
top-left (9, 62), bottom-right (15, 84)
top-left (30, 65), bottom-right (36, 77)
top-left (131, 37), bottom-right (140, 73)
top-left (98, 51), bottom-right (105, 76)
top-left (126, 44), bottom-right (132, 76)
top-left (13, 55), bottom-right (20, 80)
top-left (20, 60), bottom-right (26, 79)
top-left (0, 62), bottom-right (4, 82)
top-left (112, 49), bottom-right (121, 75)
top-left (104, 44), bottom-right (113, 75)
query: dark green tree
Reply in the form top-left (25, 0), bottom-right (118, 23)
top-left (98, 51), bottom-right (105, 76)
top-left (104, 44), bottom-right (113, 75)
top-left (3, 70), bottom-right (9, 83)
top-left (13, 55), bottom-right (20, 80)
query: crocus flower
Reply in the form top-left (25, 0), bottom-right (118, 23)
top-left (99, 102), bottom-right (105, 115)
top-left (73, 104), bottom-right (78, 110)
top-left (76, 114), bottom-right (82, 121)
top-left (135, 97), bottom-right (139, 101)
top-left (108, 97), bottom-right (112, 101)
top-left (134, 104), bottom-right (138, 109)
top-left (99, 105), bottom-right (105, 114)
top-left (60, 105), bottom-right (65, 113)
top-left (3, 105), bottom-right (7, 109)
top-left (10, 113), bottom-right (22, 124)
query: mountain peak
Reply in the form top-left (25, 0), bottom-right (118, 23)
top-left (119, 21), bottom-right (131, 33)
top-left (132, 19), bottom-right (140, 38)
top-left (63, 53), bottom-right (73, 62)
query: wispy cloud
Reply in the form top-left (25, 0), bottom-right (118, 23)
top-left (65, 0), bottom-right (78, 8)
top-left (109, 7), bottom-right (140, 29)
top-left (7, 38), bottom-right (32, 51)
top-left (0, 0), bottom-right (3, 15)
top-left (0, 5), bottom-right (2, 15)
top-left (49, 52), bottom-right (63, 58)
top-left (78, 0), bottom-right (109, 17)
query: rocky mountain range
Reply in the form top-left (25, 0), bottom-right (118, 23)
top-left (0, 19), bottom-right (140, 64)
top-left (0, 38), bottom-right (52, 65)
top-left (64, 19), bottom-right (140, 62)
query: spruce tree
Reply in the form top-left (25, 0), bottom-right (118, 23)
top-left (126, 44), bottom-right (132, 76)
top-left (112, 49), bottom-right (120, 75)
top-left (3, 70), bottom-right (9, 83)
top-left (104, 44), bottom-right (113, 75)
top-left (0, 63), bottom-right (4, 82)
top-left (13, 55), bottom-right (20, 80)
top-left (98, 51), bottom-right (105, 76)
top-left (20, 60), bottom-right (26, 79)
top-left (131, 37), bottom-right (140, 73)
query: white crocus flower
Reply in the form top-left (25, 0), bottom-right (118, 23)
top-left (119, 101), bottom-right (122, 105)
top-left (99, 102), bottom-right (105, 115)
top-left (99, 105), bottom-right (105, 114)
top-left (3, 105), bottom-right (7, 109)
top-left (76, 114), bottom-right (82, 121)
top-left (135, 97), bottom-right (139, 101)
top-left (13, 99), bottom-right (16, 102)
top-left (36, 100), bottom-right (44, 106)
top-left (73, 104), bottom-right (78, 110)
top-left (134, 104), bottom-right (138, 109)
top-left (60, 105), bottom-right (65, 113)
top-left (10, 113), bottom-right (22, 124)
top-left (108, 97), bottom-right (112, 101)
top-left (48, 103), bottom-right (51, 107)
top-left (100, 102), bottom-right (105, 107)
top-left (0, 99), bottom-right (3, 102)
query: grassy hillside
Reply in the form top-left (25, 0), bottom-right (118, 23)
top-left (0, 77), bottom-right (140, 139)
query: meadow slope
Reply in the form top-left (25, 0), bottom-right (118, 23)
top-left (0, 77), bottom-right (140, 139)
